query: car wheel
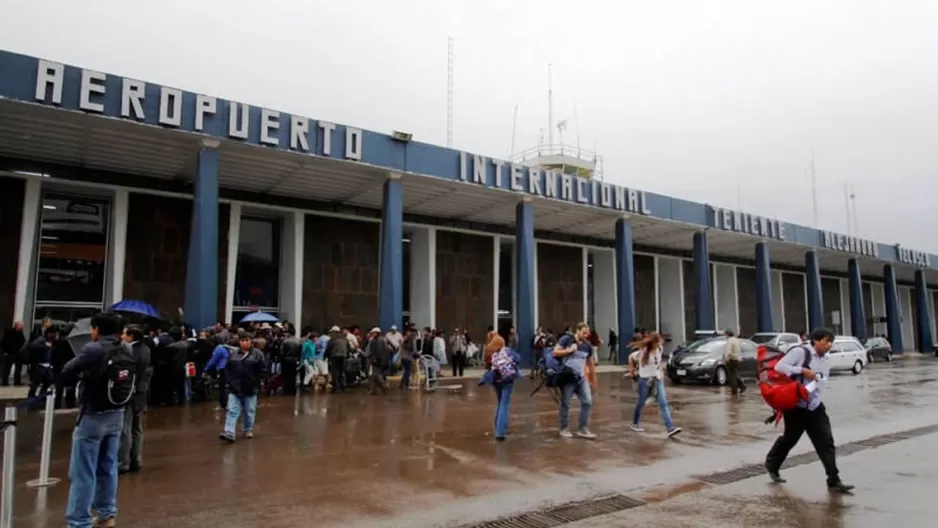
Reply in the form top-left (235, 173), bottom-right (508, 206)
top-left (713, 366), bottom-right (727, 386)
top-left (867, 353), bottom-right (874, 364)
top-left (852, 360), bottom-right (863, 375)
top-left (669, 376), bottom-right (682, 385)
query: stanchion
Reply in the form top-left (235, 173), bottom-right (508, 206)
top-left (1, 405), bottom-right (17, 528)
top-left (26, 390), bottom-right (61, 488)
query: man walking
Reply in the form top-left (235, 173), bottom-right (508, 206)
top-left (764, 328), bottom-right (853, 493)
top-left (220, 331), bottom-right (267, 442)
top-left (325, 326), bottom-right (349, 393)
top-left (119, 325), bottom-right (151, 475)
top-left (366, 327), bottom-right (390, 395)
top-left (723, 329), bottom-right (745, 395)
top-left (553, 322), bottom-right (597, 440)
top-left (1, 321), bottom-right (26, 386)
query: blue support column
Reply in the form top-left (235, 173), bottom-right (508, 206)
top-left (805, 251), bottom-right (824, 331)
top-left (692, 231), bottom-right (714, 332)
top-left (183, 146), bottom-right (219, 330)
top-left (616, 217), bottom-right (636, 364)
top-left (378, 175), bottom-right (403, 332)
top-left (515, 199), bottom-right (536, 368)
top-left (883, 264), bottom-right (903, 354)
top-left (754, 242), bottom-right (774, 332)
top-left (847, 258), bottom-right (867, 341)
top-left (914, 270), bottom-right (934, 353)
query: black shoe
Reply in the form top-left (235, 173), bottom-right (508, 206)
top-left (129, 465), bottom-right (142, 473)
top-left (828, 481), bottom-right (854, 493)
top-left (495, 436), bottom-right (506, 442)
top-left (118, 467), bottom-right (130, 475)
top-left (739, 385), bottom-right (747, 394)
top-left (765, 464), bottom-right (786, 483)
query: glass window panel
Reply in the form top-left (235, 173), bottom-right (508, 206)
top-left (234, 217), bottom-right (281, 308)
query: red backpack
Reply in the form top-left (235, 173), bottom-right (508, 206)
top-left (757, 344), bottom-right (812, 426)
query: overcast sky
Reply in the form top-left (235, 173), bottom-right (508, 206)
top-left (2, 0), bottom-right (936, 252)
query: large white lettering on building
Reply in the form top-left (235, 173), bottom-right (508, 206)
top-left (895, 245), bottom-right (929, 267)
top-left (822, 231), bottom-right (879, 258)
top-left (712, 207), bottom-right (786, 240)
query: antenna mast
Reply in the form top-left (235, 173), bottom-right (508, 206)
top-left (547, 64), bottom-right (553, 147)
top-left (574, 104), bottom-right (581, 155)
top-left (509, 104), bottom-right (518, 159)
top-left (446, 37), bottom-right (454, 148)
top-left (849, 185), bottom-right (859, 236)
top-left (843, 182), bottom-right (852, 236)
top-left (810, 151), bottom-right (819, 229)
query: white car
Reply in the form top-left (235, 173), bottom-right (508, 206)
top-left (829, 336), bottom-right (868, 375)
top-left (749, 332), bottom-right (802, 351)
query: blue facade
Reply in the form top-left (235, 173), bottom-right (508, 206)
top-left (515, 201), bottom-right (535, 368)
top-left (183, 147), bottom-right (219, 330)
top-left (692, 232), bottom-right (714, 331)
top-left (913, 270), bottom-right (934, 354)
top-left (883, 264), bottom-right (903, 354)
top-left (615, 218), bottom-right (636, 364)
top-left (754, 242), bottom-right (773, 332)
top-left (378, 178), bottom-right (403, 332)
top-left (805, 251), bottom-right (823, 331)
top-left (847, 259), bottom-right (867, 341)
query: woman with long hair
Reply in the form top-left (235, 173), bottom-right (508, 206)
top-left (484, 333), bottom-right (517, 441)
top-left (629, 332), bottom-right (682, 438)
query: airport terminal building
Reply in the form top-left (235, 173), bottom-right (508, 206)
top-left (0, 50), bottom-right (935, 362)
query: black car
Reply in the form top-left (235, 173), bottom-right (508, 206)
top-left (863, 337), bottom-right (893, 363)
top-left (666, 337), bottom-right (758, 385)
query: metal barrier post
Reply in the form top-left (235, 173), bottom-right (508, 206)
top-left (26, 390), bottom-right (60, 488)
top-left (1, 405), bottom-right (17, 528)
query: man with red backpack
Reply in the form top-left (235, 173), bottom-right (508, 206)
top-left (764, 328), bottom-right (853, 493)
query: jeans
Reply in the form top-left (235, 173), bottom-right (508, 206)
top-left (330, 357), bottom-right (347, 391)
top-left (369, 365), bottom-right (390, 394)
top-left (493, 382), bottom-right (514, 438)
top-left (65, 409), bottom-right (125, 528)
top-left (633, 378), bottom-right (674, 431)
top-left (28, 364), bottom-right (54, 398)
top-left (399, 357), bottom-right (413, 388)
top-left (559, 377), bottom-right (592, 431)
top-left (725, 359), bottom-right (746, 394)
top-left (118, 405), bottom-right (145, 470)
top-left (451, 352), bottom-right (465, 377)
top-left (765, 404), bottom-right (840, 484)
top-left (223, 393), bottom-right (257, 438)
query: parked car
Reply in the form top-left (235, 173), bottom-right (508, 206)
top-left (829, 336), bottom-right (868, 375)
top-left (748, 332), bottom-right (802, 351)
top-left (665, 329), bottom-right (723, 360)
top-left (666, 337), bottom-right (758, 386)
top-left (863, 337), bottom-right (893, 363)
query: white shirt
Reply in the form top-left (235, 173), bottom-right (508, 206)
top-left (774, 342), bottom-right (830, 410)
top-left (636, 347), bottom-right (664, 379)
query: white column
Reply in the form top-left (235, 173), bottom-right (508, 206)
top-left (223, 203), bottom-right (241, 323)
top-left (653, 256), bottom-right (661, 331)
top-left (802, 272), bottom-right (810, 332)
top-left (532, 241), bottom-right (539, 329)
top-left (13, 178), bottom-right (41, 324)
top-left (714, 263), bottom-right (739, 333)
top-left (408, 226), bottom-right (436, 329)
top-left (839, 278), bottom-right (851, 336)
top-left (492, 235), bottom-right (500, 329)
top-left (107, 190), bottom-right (129, 306)
top-left (278, 210), bottom-right (305, 331)
top-left (582, 247), bottom-right (589, 322)
top-left (592, 249), bottom-right (617, 347)
top-left (870, 282), bottom-right (886, 336)
top-left (771, 270), bottom-right (785, 332)
top-left (900, 286), bottom-right (914, 349)
top-left (656, 256), bottom-right (685, 355)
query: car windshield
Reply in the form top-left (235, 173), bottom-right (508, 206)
top-left (749, 334), bottom-right (777, 344)
top-left (862, 339), bottom-right (877, 347)
top-left (685, 339), bottom-right (725, 354)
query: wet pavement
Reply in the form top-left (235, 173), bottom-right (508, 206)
top-left (4, 358), bottom-right (938, 527)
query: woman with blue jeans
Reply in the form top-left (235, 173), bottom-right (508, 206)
top-left (630, 332), bottom-right (682, 438)
top-left (485, 333), bottom-right (517, 441)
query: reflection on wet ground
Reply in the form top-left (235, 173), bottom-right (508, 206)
top-left (6, 358), bottom-right (938, 527)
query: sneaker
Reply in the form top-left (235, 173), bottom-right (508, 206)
top-left (244, 431), bottom-right (254, 439)
top-left (828, 481), bottom-right (855, 493)
top-left (559, 429), bottom-right (573, 438)
top-left (219, 433), bottom-right (235, 443)
top-left (765, 463), bottom-right (786, 483)
top-left (629, 423), bottom-right (645, 432)
top-left (667, 427), bottom-right (683, 438)
top-left (94, 516), bottom-right (116, 528)
top-left (576, 429), bottom-right (597, 440)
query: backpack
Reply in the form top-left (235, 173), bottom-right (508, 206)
top-left (96, 341), bottom-right (137, 408)
top-left (491, 347), bottom-right (519, 383)
top-left (757, 344), bottom-right (812, 426)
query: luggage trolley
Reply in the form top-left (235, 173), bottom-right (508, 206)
top-left (418, 355), bottom-right (439, 392)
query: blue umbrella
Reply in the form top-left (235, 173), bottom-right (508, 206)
top-left (239, 311), bottom-right (280, 324)
top-left (109, 299), bottom-right (160, 318)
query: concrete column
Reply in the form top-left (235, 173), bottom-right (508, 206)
top-left (805, 251), bottom-right (823, 331)
top-left (929, 289), bottom-right (937, 347)
top-left (692, 231), bottom-right (714, 331)
top-left (883, 264), bottom-right (903, 353)
top-left (108, 189), bottom-right (129, 306)
top-left (184, 145), bottom-right (220, 330)
top-left (771, 270), bottom-right (785, 332)
top-left (913, 270), bottom-right (934, 353)
top-left (223, 204), bottom-right (242, 323)
top-left (839, 279), bottom-right (852, 336)
top-left (899, 286), bottom-right (914, 351)
top-left (278, 211), bottom-right (305, 332)
top-left (615, 217), bottom-right (636, 363)
top-left (13, 178), bottom-right (41, 324)
top-left (847, 258), bottom-right (867, 341)
top-left (754, 242), bottom-right (774, 332)
top-left (870, 282), bottom-right (886, 337)
top-left (409, 226), bottom-right (436, 330)
top-left (582, 247), bottom-right (589, 323)
top-left (657, 256), bottom-right (685, 355)
top-left (492, 235), bottom-right (500, 329)
top-left (592, 249), bottom-right (617, 353)
top-left (515, 199), bottom-right (535, 367)
top-left (378, 174), bottom-right (404, 332)
top-left (714, 263), bottom-right (739, 333)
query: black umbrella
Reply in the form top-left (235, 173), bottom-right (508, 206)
top-left (67, 318), bottom-right (93, 355)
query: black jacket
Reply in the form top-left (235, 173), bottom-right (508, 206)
top-left (1, 328), bottom-right (25, 357)
top-left (226, 348), bottom-right (267, 396)
top-left (281, 337), bottom-right (301, 362)
top-left (369, 336), bottom-right (391, 369)
top-left (325, 336), bottom-right (349, 359)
